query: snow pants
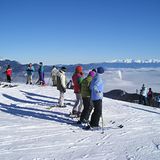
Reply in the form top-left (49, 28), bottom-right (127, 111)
top-left (26, 75), bottom-right (33, 84)
top-left (72, 93), bottom-right (83, 115)
top-left (38, 72), bottom-right (45, 85)
top-left (90, 99), bottom-right (102, 127)
top-left (7, 75), bottom-right (11, 83)
top-left (80, 97), bottom-right (93, 123)
top-left (58, 91), bottom-right (65, 107)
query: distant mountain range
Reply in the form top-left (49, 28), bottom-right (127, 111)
top-left (1, 59), bottom-right (160, 74)
top-left (106, 59), bottom-right (160, 63)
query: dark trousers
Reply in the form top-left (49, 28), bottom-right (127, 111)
top-left (80, 97), bottom-right (93, 123)
top-left (142, 96), bottom-right (147, 105)
top-left (90, 99), bottom-right (102, 127)
top-left (7, 75), bottom-right (11, 83)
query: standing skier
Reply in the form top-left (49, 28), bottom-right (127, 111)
top-left (77, 70), bottom-right (96, 124)
top-left (51, 65), bottom-right (58, 86)
top-left (37, 62), bottom-right (45, 85)
top-left (141, 84), bottom-right (147, 105)
top-left (5, 65), bottom-right (12, 83)
top-left (26, 63), bottom-right (35, 84)
top-left (56, 67), bottom-right (67, 107)
top-left (147, 88), bottom-right (154, 106)
top-left (84, 67), bottom-right (104, 130)
top-left (72, 66), bottom-right (84, 117)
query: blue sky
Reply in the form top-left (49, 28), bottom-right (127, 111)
top-left (0, 0), bottom-right (160, 65)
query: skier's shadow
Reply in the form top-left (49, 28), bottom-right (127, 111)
top-left (0, 102), bottom-right (75, 125)
top-left (20, 90), bottom-right (75, 103)
top-left (2, 93), bottom-right (57, 106)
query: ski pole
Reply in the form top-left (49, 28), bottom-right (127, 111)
top-left (101, 113), bottom-right (104, 134)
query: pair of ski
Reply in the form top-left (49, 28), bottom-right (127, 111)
top-left (46, 102), bottom-right (72, 110)
top-left (2, 84), bottom-right (18, 88)
top-left (71, 119), bottom-right (123, 133)
top-left (82, 123), bottom-right (123, 132)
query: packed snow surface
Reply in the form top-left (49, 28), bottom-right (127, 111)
top-left (0, 83), bottom-right (160, 160)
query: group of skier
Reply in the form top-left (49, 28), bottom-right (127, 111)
top-left (55, 65), bottom-right (105, 130)
top-left (2, 62), bottom-right (160, 129)
top-left (26, 62), bottom-right (45, 85)
top-left (2, 62), bottom-right (45, 85)
top-left (139, 84), bottom-right (160, 107)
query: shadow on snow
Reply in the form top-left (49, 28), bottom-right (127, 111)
top-left (0, 102), bottom-right (76, 125)
top-left (20, 90), bottom-right (75, 103)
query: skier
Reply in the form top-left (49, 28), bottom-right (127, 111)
top-left (5, 65), bottom-right (12, 83)
top-left (72, 66), bottom-right (84, 117)
top-left (56, 66), bottom-right (67, 107)
top-left (147, 88), bottom-right (154, 106)
top-left (51, 65), bottom-right (58, 86)
top-left (26, 63), bottom-right (35, 84)
top-left (84, 67), bottom-right (104, 130)
top-left (77, 70), bottom-right (96, 124)
top-left (37, 62), bottom-right (45, 85)
top-left (141, 84), bottom-right (147, 105)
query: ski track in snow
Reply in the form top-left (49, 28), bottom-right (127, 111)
top-left (0, 84), bottom-right (160, 160)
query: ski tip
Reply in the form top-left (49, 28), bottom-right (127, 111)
top-left (118, 124), bottom-right (124, 128)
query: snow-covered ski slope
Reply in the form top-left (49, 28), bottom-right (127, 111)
top-left (0, 83), bottom-right (160, 160)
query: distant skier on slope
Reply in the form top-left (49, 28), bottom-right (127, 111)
top-left (140, 84), bottom-right (148, 105)
top-left (84, 67), bottom-right (104, 130)
top-left (56, 66), bottom-right (67, 107)
top-left (147, 88), bottom-right (154, 106)
top-left (5, 65), bottom-right (12, 83)
top-left (37, 62), bottom-right (45, 85)
top-left (26, 63), bottom-right (35, 85)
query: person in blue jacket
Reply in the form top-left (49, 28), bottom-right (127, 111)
top-left (37, 62), bottom-right (45, 85)
top-left (84, 67), bottom-right (104, 130)
top-left (26, 63), bottom-right (35, 84)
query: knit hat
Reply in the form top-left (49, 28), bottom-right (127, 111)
top-left (97, 67), bottom-right (104, 74)
top-left (61, 66), bottom-right (67, 72)
top-left (75, 66), bottom-right (82, 73)
top-left (88, 71), bottom-right (95, 78)
top-left (92, 68), bottom-right (96, 73)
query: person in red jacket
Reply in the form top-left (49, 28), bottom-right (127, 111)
top-left (72, 66), bottom-right (84, 117)
top-left (5, 65), bottom-right (12, 83)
